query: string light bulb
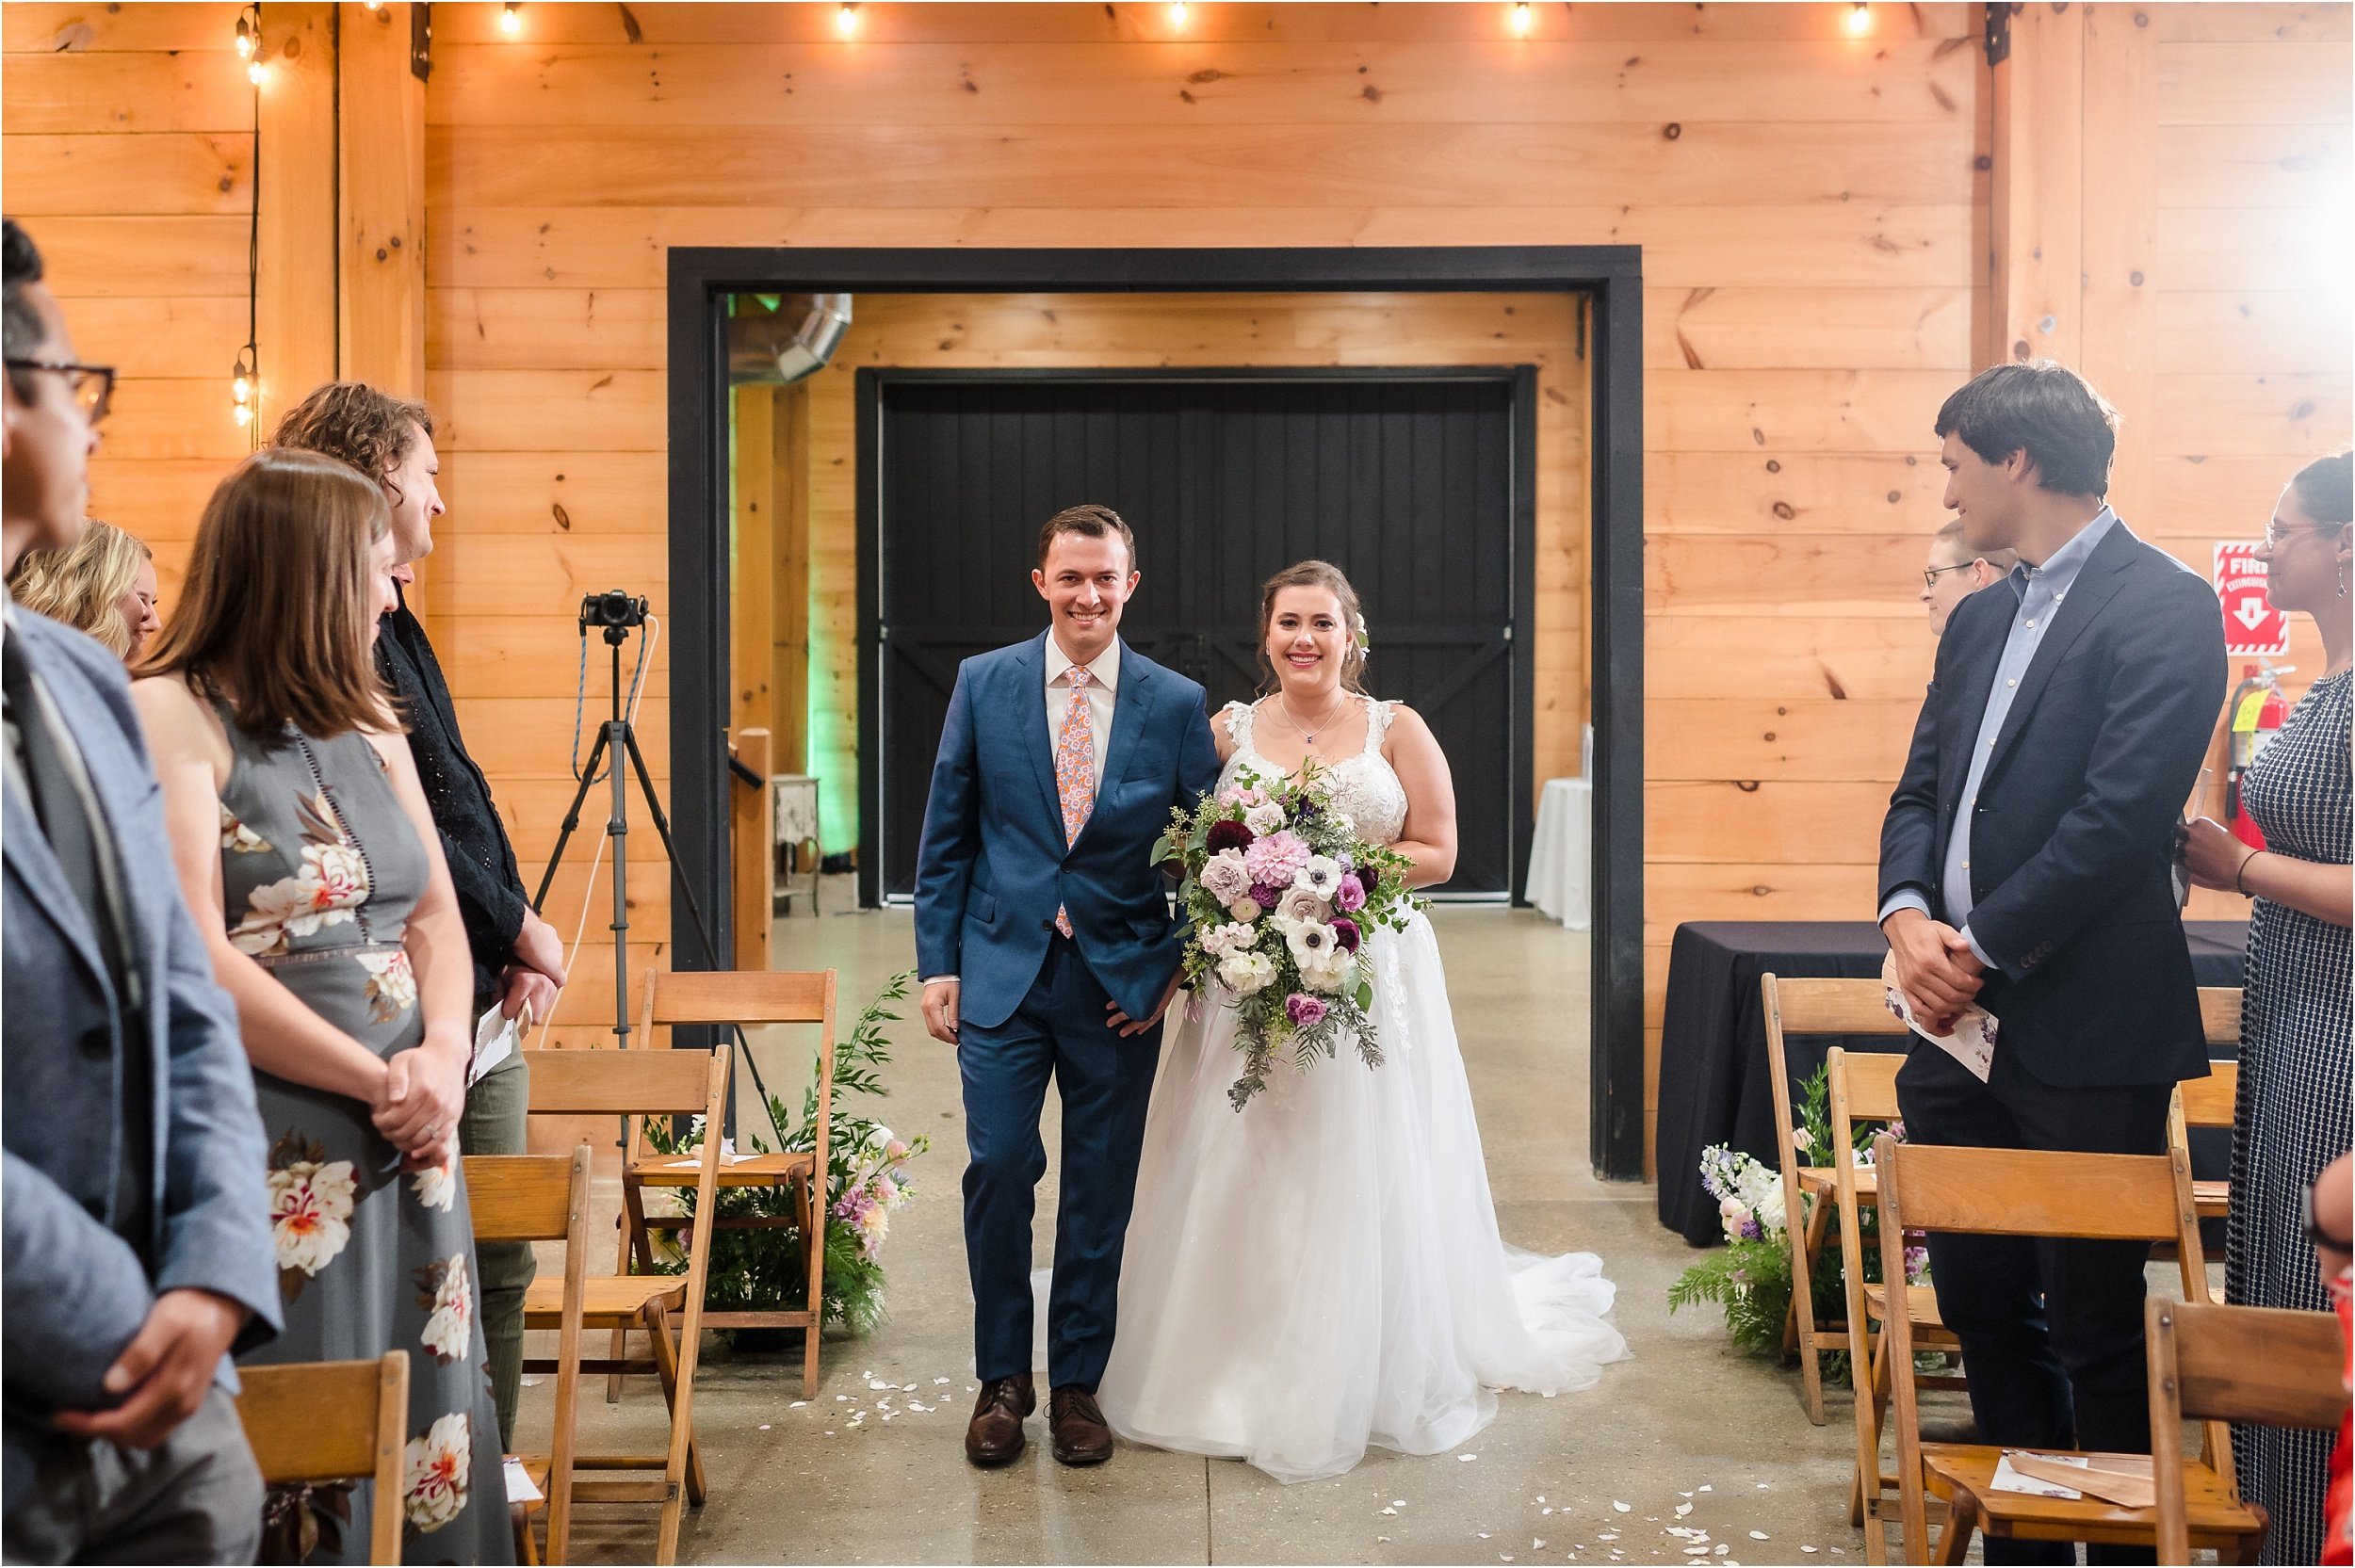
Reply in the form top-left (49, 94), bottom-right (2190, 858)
top-left (1509, 1), bottom-right (1533, 36)
top-left (835, 2), bottom-right (858, 36)
top-left (247, 57), bottom-right (269, 85)
top-left (499, 2), bottom-right (522, 36)
top-left (1845, 2), bottom-right (1871, 35)
top-left (363, 0), bottom-right (382, 9)
top-left (234, 13), bottom-right (255, 57)
top-left (1169, 0), bottom-right (1187, 24)
top-left (231, 348), bottom-right (255, 431)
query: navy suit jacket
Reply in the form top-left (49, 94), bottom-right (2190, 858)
top-left (914, 631), bottom-right (1222, 1032)
top-left (1877, 519), bottom-right (2227, 1088)
top-left (2, 609), bottom-right (280, 1507)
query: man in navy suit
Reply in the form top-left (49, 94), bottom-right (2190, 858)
top-left (3, 218), bottom-right (280, 1561)
top-left (916, 504), bottom-right (1220, 1469)
top-left (1879, 362), bottom-right (2226, 1564)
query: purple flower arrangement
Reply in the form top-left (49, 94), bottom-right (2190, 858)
top-left (1155, 761), bottom-right (1423, 1110)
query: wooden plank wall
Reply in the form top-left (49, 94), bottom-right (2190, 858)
top-left (8, 3), bottom-right (2347, 1168)
top-left (767, 290), bottom-right (1589, 857)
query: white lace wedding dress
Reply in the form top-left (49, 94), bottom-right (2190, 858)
top-left (1093, 696), bottom-right (1629, 1484)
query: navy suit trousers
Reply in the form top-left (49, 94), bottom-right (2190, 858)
top-left (959, 934), bottom-right (1161, 1390)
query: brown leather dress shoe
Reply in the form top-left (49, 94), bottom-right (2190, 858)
top-left (1048, 1385), bottom-right (1113, 1466)
top-left (965, 1372), bottom-right (1034, 1467)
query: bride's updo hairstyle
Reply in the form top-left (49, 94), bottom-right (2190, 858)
top-left (1256, 558), bottom-right (1369, 696)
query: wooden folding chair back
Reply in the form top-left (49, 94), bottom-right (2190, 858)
top-left (467, 1148), bottom-right (592, 1565)
top-left (1826, 1044), bottom-right (1969, 1562)
top-left (620, 967), bottom-right (840, 1396)
top-left (523, 1045), bottom-right (730, 1565)
top-left (1871, 1133), bottom-right (2255, 1565)
top-left (2147, 1297), bottom-right (2344, 1564)
top-left (2196, 987), bottom-right (2242, 1050)
top-left (1761, 974), bottom-right (1910, 1427)
top-left (235, 1352), bottom-right (409, 1565)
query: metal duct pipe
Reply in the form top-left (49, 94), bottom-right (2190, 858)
top-left (726, 293), bottom-right (853, 385)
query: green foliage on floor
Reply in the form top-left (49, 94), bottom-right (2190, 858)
top-left (646, 971), bottom-right (930, 1339)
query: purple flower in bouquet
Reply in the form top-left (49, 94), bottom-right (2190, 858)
top-left (1332, 872), bottom-right (1367, 913)
top-left (1205, 818), bottom-right (1254, 854)
top-left (1285, 993), bottom-right (1327, 1027)
top-left (1249, 882), bottom-right (1287, 912)
top-left (1330, 915), bottom-right (1361, 954)
top-left (1244, 829), bottom-right (1310, 889)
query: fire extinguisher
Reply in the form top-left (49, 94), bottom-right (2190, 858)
top-left (2226, 661), bottom-right (2293, 849)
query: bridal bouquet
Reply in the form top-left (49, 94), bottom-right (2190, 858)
top-left (1153, 764), bottom-right (1422, 1110)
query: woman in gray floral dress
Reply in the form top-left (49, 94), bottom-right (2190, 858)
top-left (2184, 450), bottom-right (2352, 1566)
top-left (132, 450), bottom-right (512, 1565)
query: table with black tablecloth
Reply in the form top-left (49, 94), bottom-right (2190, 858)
top-left (1654, 919), bottom-right (2250, 1246)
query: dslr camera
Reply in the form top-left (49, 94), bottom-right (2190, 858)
top-left (580, 589), bottom-right (650, 632)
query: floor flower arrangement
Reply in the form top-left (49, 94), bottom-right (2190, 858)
top-left (648, 971), bottom-right (931, 1338)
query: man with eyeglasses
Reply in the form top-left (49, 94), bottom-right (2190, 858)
top-left (1920, 516), bottom-right (2020, 637)
top-left (3, 217), bottom-right (279, 1563)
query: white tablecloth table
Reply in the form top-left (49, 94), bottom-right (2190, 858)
top-left (1525, 776), bottom-right (1591, 930)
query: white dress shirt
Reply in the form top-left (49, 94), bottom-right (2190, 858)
top-left (1879, 507), bottom-right (2117, 967)
top-left (1045, 634), bottom-right (1120, 790)
top-left (924, 635), bottom-right (1123, 987)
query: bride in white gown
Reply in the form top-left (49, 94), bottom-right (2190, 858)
top-left (1094, 559), bottom-right (1628, 1485)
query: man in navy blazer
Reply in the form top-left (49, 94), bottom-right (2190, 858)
top-left (916, 504), bottom-right (1220, 1469)
top-left (1879, 363), bottom-right (2226, 1564)
top-left (3, 218), bottom-right (280, 1562)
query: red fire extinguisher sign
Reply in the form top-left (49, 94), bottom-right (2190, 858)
top-left (2214, 542), bottom-right (2290, 658)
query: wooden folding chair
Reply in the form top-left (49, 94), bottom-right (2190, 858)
top-left (618, 968), bottom-right (838, 1398)
top-left (524, 1044), bottom-right (730, 1566)
top-left (467, 1146), bottom-right (592, 1565)
top-left (2147, 1297), bottom-right (2343, 1564)
top-left (1826, 1044), bottom-right (1965, 1561)
top-left (1760, 973), bottom-right (1914, 1427)
top-left (2183, 987), bottom-right (2243, 1228)
top-left (1873, 1132), bottom-right (2263, 1565)
top-left (234, 1352), bottom-right (409, 1566)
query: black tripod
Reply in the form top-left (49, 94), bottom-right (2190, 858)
top-left (533, 592), bottom-right (784, 1141)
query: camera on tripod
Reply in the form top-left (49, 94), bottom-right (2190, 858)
top-left (580, 588), bottom-right (650, 634)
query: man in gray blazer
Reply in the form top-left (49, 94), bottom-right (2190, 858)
top-left (3, 218), bottom-right (281, 1563)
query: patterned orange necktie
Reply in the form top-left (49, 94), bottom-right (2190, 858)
top-left (1052, 666), bottom-right (1096, 937)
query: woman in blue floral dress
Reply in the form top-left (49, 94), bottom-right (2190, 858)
top-left (132, 449), bottom-right (512, 1565)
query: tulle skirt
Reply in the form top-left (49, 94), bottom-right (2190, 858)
top-left (1094, 910), bottom-right (1628, 1484)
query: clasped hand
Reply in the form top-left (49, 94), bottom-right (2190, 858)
top-left (1882, 907), bottom-right (1985, 1033)
top-left (51, 1287), bottom-right (247, 1450)
top-left (372, 1038), bottom-right (465, 1167)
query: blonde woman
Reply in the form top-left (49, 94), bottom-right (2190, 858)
top-left (5, 518), bottom-right (160, 660)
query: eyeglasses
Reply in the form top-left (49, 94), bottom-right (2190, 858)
top-left (1923, 562), bottom-right (1978, 590)
top-left (3, 358), bottom-right (114, 425)
top-left (2263, 518), bottom-right (2349, 545)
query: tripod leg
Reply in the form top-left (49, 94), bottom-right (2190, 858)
top-left (530, 723), bottom-right (611, 913)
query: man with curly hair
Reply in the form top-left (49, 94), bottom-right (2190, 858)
top-left (271, 380), bottom-right (564, 1450)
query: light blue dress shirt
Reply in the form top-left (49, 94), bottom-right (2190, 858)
top-left (1880, 507), bottom-right (2120, 966)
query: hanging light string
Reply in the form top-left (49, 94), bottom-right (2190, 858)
top-left (235, 2), bottom-right (261, 445)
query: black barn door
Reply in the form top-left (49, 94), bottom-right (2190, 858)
top-left (860, 368), bottom-right (1535, 904)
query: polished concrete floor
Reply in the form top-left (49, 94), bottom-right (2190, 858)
top-left (523, 908), bottom-right (1876, 1565)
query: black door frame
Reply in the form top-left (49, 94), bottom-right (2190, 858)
top-left (854, 364), bottom-right (1538, 908)
top-left (665, 245), bottom-right (1646, 1181)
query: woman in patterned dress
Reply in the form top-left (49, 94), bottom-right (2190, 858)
top-left (2184, 449), bottom-right (2352, 1566)
top-left (130, 450), bottom-right (512, 1565)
